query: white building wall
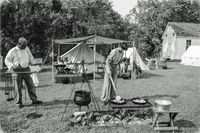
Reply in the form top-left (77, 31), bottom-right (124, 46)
top-left (176, 38), bottom-right (187, 59)
top-left (162, 24), bottom-right (200, 60)
top-left (175, 37), bottom-right (200, 59)
top-left (191, 38), bottom-right (200, 46)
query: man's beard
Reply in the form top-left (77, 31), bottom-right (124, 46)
top-left (20, 46), bottom-right (26, 49)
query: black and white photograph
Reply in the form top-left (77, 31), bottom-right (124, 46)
top-left (0, 0), bottom-right (200, 133)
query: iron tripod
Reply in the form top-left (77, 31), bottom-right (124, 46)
top-left (61, 60), bottom-right (100, 121)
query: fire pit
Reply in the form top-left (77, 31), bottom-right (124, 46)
top-left (74, 90), bottom-right (91, 111)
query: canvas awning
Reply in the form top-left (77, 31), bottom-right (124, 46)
top-left (54, 35), bottom-right (130, 45)
top-left (87, 35), bottom-right (130, 44)
top-left (54, 36), bottom-right (95, 44)
top-left (52, 35), bottom-right (132, 83)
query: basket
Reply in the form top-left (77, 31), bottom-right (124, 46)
top-left (154, 100), bottom-right (171, 111)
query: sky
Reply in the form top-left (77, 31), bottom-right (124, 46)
top-left (111, 0), bottom-right (138, 17)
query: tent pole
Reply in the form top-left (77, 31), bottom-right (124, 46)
top-left (93, 35), bottom-right (96, 80)
top-left (131, 41), bottom-right (135, 80)
top-left (58, 43), bottom-right (60, 57)
top-left (52, 39), bottom-right (54, 84)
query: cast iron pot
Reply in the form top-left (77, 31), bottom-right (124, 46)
top-left (74, 90), bottom-right (91, 106)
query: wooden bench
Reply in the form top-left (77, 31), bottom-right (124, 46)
top-left (152, 107), bottom-right (180, 133)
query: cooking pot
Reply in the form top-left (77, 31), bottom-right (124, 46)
top-left (155, 100), bottom-right (171, 111)
top-left (74, 90), bottom-right (91, 106)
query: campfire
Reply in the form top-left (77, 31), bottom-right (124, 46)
top-left (69, 109), bottom-right (154, 127)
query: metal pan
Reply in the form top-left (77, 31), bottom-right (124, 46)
top-left (110, 98), bottom-right (127, 105)
top-left (132, 98), bottom-right (147, 105)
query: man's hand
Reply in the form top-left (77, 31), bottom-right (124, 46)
top-left (107, 69), bottom-right (111, 75)
top-left (105, 64), bottom-right (111, 75)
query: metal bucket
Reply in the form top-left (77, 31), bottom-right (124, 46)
top-left (155, 100), bottom-right (171, 111)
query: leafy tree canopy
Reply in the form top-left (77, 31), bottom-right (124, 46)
top-left (1, 0), bottom-right (200, 63)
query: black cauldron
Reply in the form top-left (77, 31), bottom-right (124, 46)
top-left (74, 90), bottom-right (91, 107)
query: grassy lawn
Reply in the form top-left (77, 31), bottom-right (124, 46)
top-left (0, 61), bottom-right (200, 133)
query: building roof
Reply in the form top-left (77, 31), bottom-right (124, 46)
top-left (168, 22), bottom-right (200, 37)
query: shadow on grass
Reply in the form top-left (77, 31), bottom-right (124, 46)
top-left (0, 84), bottom-right (51, 91)
top-left (0, 87), bottom-right (15, 91)
top-left (139, 72), bottom-right (164, 79)
top-left (40, 66), bottom-right (52, 73)
top-left (22, 99), bottom-right (72, 108)
top-left (0, 86), bottom-right (27, 91)
top-left (163, 67), bottom-right (174, 70)
top-left (22, 97), bottom-right (102, 110)
top-left (37, 85), bottom-right (51, 88)
top-left (142, 94), bottom-right (179, 99)
top-left (42, 99), bottom-right (73, 106)
top-left (174, 119), bottom-right (196, 128)
top-left (120, 72), bottom-right (164, 80)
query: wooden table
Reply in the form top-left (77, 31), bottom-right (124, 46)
top-left (54, 64), bottom-right (67, 74)
top-left (152, 107), bottom-right (180, 133)
top-left (108, 99), bottom-right (153, 114)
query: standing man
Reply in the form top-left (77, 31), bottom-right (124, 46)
top-left (101, 43), bottom-right (128, 105)
top-left (5, 37), bottom-right (42, 108)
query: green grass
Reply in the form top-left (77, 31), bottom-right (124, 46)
top-left (0, 62), bottom-right (200, 133)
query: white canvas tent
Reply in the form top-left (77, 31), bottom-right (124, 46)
top-left (60, 42), bottom-right (105, 73)
top-left (180, 46), bottom-right (200, 67)
top-left (60, 42), bottom-right (105, 63)
top-left (123, 47), bottom-right (150, 71)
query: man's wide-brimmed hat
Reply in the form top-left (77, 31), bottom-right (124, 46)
top-left (121, 43), bottom-right (128, 50)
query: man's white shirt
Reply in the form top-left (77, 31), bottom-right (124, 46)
top-left (5, 46), bottom-right (34, 69)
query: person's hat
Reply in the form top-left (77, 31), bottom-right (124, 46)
top-left (121, 43), bottom-right (128, 50)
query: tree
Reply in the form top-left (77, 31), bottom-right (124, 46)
top-left (1, 0), bottom-right (52, 58)
top-left (0, 0), bottom-right (138, 63)
top-left (128, 0), bottom-right (200, 58)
